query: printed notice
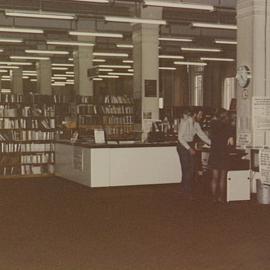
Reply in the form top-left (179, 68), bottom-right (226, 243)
top-left (237, 132), bottom-right (251, 148)
top-left (259, 149), bottom-right (270, 185)
top-left (73, 147), bottom-right (83, 171)
top-left (252, 97), bottom-right (270, 130)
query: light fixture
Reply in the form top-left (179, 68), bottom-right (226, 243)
top-left (93, 59), bottom-right (106, 63)
top-left (0, 69), bottom-right (8, 73)
top-left (159, 37), bottom-right (193, 42)
top-left (5, 10), bottom-right (75, 20)
top-left (1, 89), bottom-right (11, 93)
top-left (108, 72), bottom-right (133, 76)
top-left (93, 52), bottom-right (128, 57)
top-left (200, 57), bottom-right (235, 62)
top-left (98, 65), bottom-right (131, 69)
top-left (128, 69), bottom-right (134, 72)
top-left (0, 27), bottom-right (44, 34)
top-left (47, 40), bottom-right (94, 47)
top-left (0, 49), bottom-right (4, 52)
top-left (159, 67), bottom-right (176, 70)
top-left (68, 58), bottom-right (74, 61)
top-left (192, 22), bottom-right (237, 30)
top-left (54, 74), bottom-right (74, 77)
top-left (116, 44), bottom-right (134, 48)
top-left (174, 61), bottom-right (207, 66)
top-left (93, 78), bottom-right (103, 81)
top-left (52, 82), bottom-right (66, 86)
top-left (65, 81), bottom-right (74, 85)
top-left (0, 38), bottom-right (23, 43)
top-left (23, 76), bottom-right (29, 79)
top-left (215, 39), bottom-right (237, 45)
top-left (52, 76), bottom-right (67, 80)
top-left (66, 79), bottom-right (74, 82)
top-left (104, 16), bottom-right (166, 25)
top-left (10, 56), bottom-right (50, 60)
top-left (25, 49), bottom-right (69, 55)
top-left (144, 0), bottom-right (214, 11)
top-left (69, 31), bottom-right (123, 38)
top-left (52, 63), bottom-right (74, 67)
top-left (66, 71), bottom-right (74, 74)
top-left (122, 60), bottom-right (134, 63)
top-left (159, 55), bottom-right (184, 59)
top-left (52, 67), bottom-right (69, 70)
top-left (0, 66), bottom-right (19, 69)
top-left (99, 68), bottom-right (113, 72)
top-left (1, 78), bottom-right (11, 81)
top-left (2, 75), bottom-right (11, 79)
top-left (30, 79), bottom-right (37, 82)
top-left (181, 47), bottom-right (221, 52)
top-left (98, 75), bottom-right (119, 78)
top-left (0, 61), bottom-right (32, 66)
top-left (73, 0), bottom-right (109, 3)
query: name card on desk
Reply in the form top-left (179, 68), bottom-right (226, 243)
top-left (94, 129), bottom-right (105, 144)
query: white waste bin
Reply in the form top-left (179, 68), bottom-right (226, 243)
top-left (256, 180), bottom-right (270, 204)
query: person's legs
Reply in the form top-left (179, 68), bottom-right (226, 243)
top-left (211, 169), bottom-right (219, 201)
top-left (218, 170), bottom-right (227, 202)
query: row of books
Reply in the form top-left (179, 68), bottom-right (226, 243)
top-left (21, 164), bottom-right (54, 175)
top-left (104, 126), bottom-right (134, 136)
top-left (77, 104), bottom-right (97, 115)
top-left (104, 95), bottom-right (133, 104)
top-left (102, 115), bottom-right (133, 125)
top-left (0, 131), bottom-right (20, 141)
top-left (0, 167), bottom-right (21, 176)
top-left (76, 95), bottom-right (95, 104)
top-left (21, 131), bottom-right (55, 141)
top-left (0, 118), bottom-right (55, 129)
top-left (100, 105), bottom-right (133, 115)
top-left (0, 143), bottom-right (21, 153)
top-left (20, 143), bottom-right (54, 152)
top-left (0, 94), bottom-right (23, 103)
top-left (53, 95), bottom-right (71, 104)
top-left (78, 115), bottom-right (100, 125)
top-left (21, 153), bottom-right (55, 164)
top-left (21, 106), bottom-right (55, 117)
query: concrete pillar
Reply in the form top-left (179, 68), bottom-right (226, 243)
top-left (36, 60), bottom-right (52, 95)
top-left (236, 0), bottom-right (270, 147)
top-left (132, 6), bottom-right (162, 140)
top-left (11, 68), bottom-right (23, 94)
top-left (73, 36), bottom-right (94, 96)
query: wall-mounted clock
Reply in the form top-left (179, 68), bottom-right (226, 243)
top-left (236, 65), bottom-right (251, 88)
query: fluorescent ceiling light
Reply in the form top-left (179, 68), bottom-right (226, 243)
top-left (68, 58), bottom-right (73, 61)
top-left (23, 76), bottom-right (29, 79)
top-left (66, 79), bottom-right (74, 82)
top-left (200, 57), bottom-right (235, 62)
top-left (52, 63), bottom-right (74, 67)
top-left (108, 72), bottom-right (133, 76)
top-left (73, 0), bottom-right (109, 3)
top-left (2, 76), bottom-right (11, 79)
top-left (128, 69), bottom-right (134, 72)
top-left (181, 47), bottom-right (221, 52)
top-left (30, 79), bottom-right (37, 82)
top-left (0, 38), bottom-right (23, 43)
top-left (116, 44), bottom-right (133, 48)
top-left (215, 39), bottom-right (237, 45)
top-left (93, 59), bottom-right (106, 63)
top-left (122, 60), bottom-right (134, 63)
top-left (52, 67), bottom-right (68, 70)
top-left (98, 75), bottom-right (119, 78)
top-left (93, 78), bottom-right (103, 81)
top-left (159, 67), bottom-right (176, 70)
top-left (159, 37), bottom-right (193, 42)
top-left (66, 71), bottom-right (74, 74)
top-left (174, 61), bottom-right (207, 66)
top-left (99, 68), bottom-right (113, 72)
top-left (98, 65), bottom-right (131, 69)
top-left (0, 49), bottom-right (4, 52)
top-left (52, 76), bottom-right (67, 80)
top-left (25, 49), bottom-right (69, 55)
top-left (144, 0), bottom-right (214, 11)
top-left (0, 66), bottom-right (19, 69)
top-left (93, 52), bottom-right (128, 57)
top-left (10, 56), bottom-right (50, 60)
top-left (69, 31), bottom-right (123, 38)
top-left (5, 10), bottom-right (75, 20)
top-left (47, 40), bottom-right (94, 47)
top-left (0, 27), bottom-right (43, 34)
top-left (105, 16), bottom-right (166, 25)
top-left (1, 89), bottom-right (11, 93)
top-left (52, 82), bottom-right (66, 86)
top-left (159, 55), bottom-right (184, 59)
top-left (0, 69), bottom-right (8, 73)
top-left (0, 61), bottom-right (32, 66)
top-left (54, 74), bottom-right (74, 77)
top-left (192, 22), bottom-right (237, 30)
top-left (65, 81), bottom-right (74, 85)
top-left (1, 78), bottom-right (11, 81)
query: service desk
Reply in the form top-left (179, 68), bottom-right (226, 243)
top-left (55, 140), bottom-right (182, 187)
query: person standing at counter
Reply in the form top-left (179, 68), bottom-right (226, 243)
top-left (177, 108), bottom-right (211, 199)
top-left (208, 109), bottom-right (234, 203)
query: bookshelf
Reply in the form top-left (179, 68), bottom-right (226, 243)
top-left (0, 93), bottom-right (55, 177)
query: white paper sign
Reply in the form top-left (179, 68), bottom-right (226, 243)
top-left (94, 129), bottom-right (105, 144)
top-left (252, 97), bottom-right (270, 130)
top-left (259, 149), bottom-right (270, 185)
top-left (237, 132), bottom-right (251, 148)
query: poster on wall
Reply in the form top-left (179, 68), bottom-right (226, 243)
top-left (252, 97), bottom-right (270, 130)
top-left (237, 132), bottom-right (251, 149)
top-left (259, 149), bottom-right (270, 185)
top-left (144, 80), bottom-right (157, 97)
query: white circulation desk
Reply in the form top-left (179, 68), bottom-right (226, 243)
top-left (55, 141), bottom-right (182, 188)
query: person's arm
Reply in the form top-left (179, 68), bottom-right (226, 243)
top-left (178, 119), bottom-right (190, 150)
top-left (195, 123), bottom-right (211, 145)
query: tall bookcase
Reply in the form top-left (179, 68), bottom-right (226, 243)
top-left (0, 94), bottom-right (55, 177)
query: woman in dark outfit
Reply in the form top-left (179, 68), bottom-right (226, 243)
top-left (209, 109), bottom-right (234, 202)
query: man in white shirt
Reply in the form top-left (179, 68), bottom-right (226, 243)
top-left (177, 108), bottom-right (211, 198)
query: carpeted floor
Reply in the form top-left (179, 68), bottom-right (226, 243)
top-left (0, 177), bottom-right (270, 270)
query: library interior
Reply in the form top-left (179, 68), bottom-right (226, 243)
top-left (0, 1), bottom-right (270, 270)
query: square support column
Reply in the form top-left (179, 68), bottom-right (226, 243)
top-left (36, 60), bottom-right (52, 95)
top-left (11, 68), bottom-right (23, 95)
